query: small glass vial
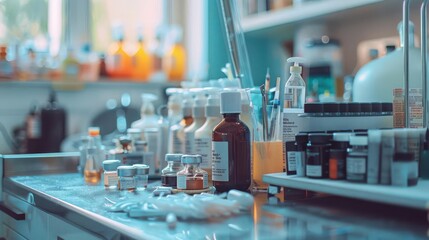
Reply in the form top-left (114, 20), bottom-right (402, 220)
top-left (103, 160), bottom-right (121, 189)
top-left (306, 133), bottom-right (331, 178)
top-left (329, 132), bottom-right (352, 180)
top-left (133, 164), bottom-right (149, 190)
top-left (161, 154), bottom-right (183, 187)
top-left (177, 155), bottom-right (208, 190)
top-left (117, 166), bottom-right (136, 191)
top-left (346, 136), bottom-right (368, 182)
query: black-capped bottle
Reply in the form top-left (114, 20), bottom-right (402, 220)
top-left (212, 91), bottom-right (251, 192)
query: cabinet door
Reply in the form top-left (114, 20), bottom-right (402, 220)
top-left (1, 194), bottom-right (49, 240)
top-left (48, 215), bottom-right (103, 240)
top-left (3, 224), bottom-right (28, 240)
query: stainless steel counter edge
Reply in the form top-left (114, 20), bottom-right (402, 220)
top-left (3, 177), bottom-right (155, 240)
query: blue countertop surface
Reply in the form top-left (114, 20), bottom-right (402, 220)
top-left (5, 173), bottom-right (428, 240)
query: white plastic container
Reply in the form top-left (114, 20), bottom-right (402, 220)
top-left (184, 90), bottom-right (207, 154)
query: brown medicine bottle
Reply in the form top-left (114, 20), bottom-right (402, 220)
top-left (212, 91), bottom-right (251, 192)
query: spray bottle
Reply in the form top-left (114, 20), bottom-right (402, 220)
top-left (131, 93), bottom-right (159, 140)
top-left (284, 57), bottom-right (306, 111)
top-left (184, 89), bottom-right (207, 154)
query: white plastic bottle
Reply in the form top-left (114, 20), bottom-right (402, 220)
top-left (184, 90), bottom-right (207, 154)
top-left (166, 88), bottom-right (183, 125)
top-left (131, 93), bottom-right (159, 140)
top-left (195, 89), bottom-right (222, 184)
top-left (284, 57), bottom-right (306, 111)
top-left (168, 95), bottom-right (193, 154)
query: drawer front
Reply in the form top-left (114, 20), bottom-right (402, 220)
top-left (4, 224), bottom-right (28, 240)
top-left (48, 215), bottom-right (104, 240)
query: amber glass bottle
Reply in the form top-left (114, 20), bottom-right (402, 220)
top-left (212, 91), bottom-right (251, 192)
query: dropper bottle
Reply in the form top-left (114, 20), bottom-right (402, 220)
top-left (284, 57), bottom-right (306, 111)
top-left (184, 89), bottom-right (207, 154)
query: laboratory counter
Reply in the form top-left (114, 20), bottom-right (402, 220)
top-left (2, 173), bottom-right (428, 239)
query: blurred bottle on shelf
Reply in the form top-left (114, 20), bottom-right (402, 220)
top-left (62, 48), bottom-right (80, 82)
top-left (0, 45), bottom-right (14, 79)
top-left (17, 48), bottom-right (38, 81)
top-left (106, 26), bottom-right (133, 79)
top-left (25, 104), bottom-right (42, 153)
top-left (98, 53), bottom-right (108, 78)
top-left (132, 31), bottom-right (152, 81)
top-left (163, 26), bottom-right (186, 81)
top-left (78, 43), bottom-right (99, 81)
top-left (40, 91), bottom-right (67, 152)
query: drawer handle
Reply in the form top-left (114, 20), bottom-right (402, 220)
top-left (0, 202), bottom-right (25, 220)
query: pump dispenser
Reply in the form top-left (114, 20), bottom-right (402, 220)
top-left (195, 88), bottom-right (222, 184)
top-left (131, 93), bottom-right (159, 140)
top-left (184, 89), bottom-right (207, 154)
top-left (166, 88), bottom-right (184, 125)
top-left (284, 57), bottom-right (306, 111)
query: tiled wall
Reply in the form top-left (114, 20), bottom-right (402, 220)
top-left (0, 81), bottom-right (175, 154)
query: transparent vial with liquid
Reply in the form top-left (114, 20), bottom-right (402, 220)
top-left (84, 149), bottom-right (102, 184)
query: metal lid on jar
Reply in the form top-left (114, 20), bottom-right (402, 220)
top-left (165, 153), bottom-right (183, 162)
top-left (295, 133), bottom-right (308, 143)
top-left (133, 164), bottom-right (150, 175)
top-left (381, 102), bottom-right (393, 113)
top-left (348, 102), bottom-right (361, 113)
top-left (117, 166), bottom-right (136, 177)
top-left (304, 103), bottom-right (324, 114)
top-left (181, 155), bottom-right (202, 164)
top-left (103, 160), bottom-right (121, 171)
top-left (323, 102), bottom-right (339, 114)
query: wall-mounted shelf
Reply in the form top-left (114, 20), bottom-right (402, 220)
top-left (263, 173), bottom-right (429, 211)
top-left (0, 79), bottom-right (180, 91)
top-left (241, 0), bottom-right (385, 39)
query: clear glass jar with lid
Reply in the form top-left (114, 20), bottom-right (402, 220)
top-left (177, 155), bottom-right (208, 190)
top-left (133, 164), bottom-right (149, 190)
top-left (161, 154), bottom-right (183, 187)
top-left (117, 165), bottom-right (136, 191)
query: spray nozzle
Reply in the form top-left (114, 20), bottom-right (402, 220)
top-left (287, 57), bottom-right (305, 74)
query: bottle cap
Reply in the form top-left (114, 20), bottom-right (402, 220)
top-left (393, 152), bottom-right (414, 162)
top-left (295, 133), bottom-right (308, 143)
top-left (323, 103), bottom-right (339, 114)
top-left (287, 57), bottom-right (305, 74)
top-left (308, 133), bottom-right (331, 144)
top-left (140, 93), bottom-right (158, 115)
top-left (349, 136), bottom-right (368, 146)
top-left (117, 166), bottom-right (136, 177)
top-left (220, 91), bottom-right (241, 114)
top-left (165, 153), bottom-right (183, 162)
top-left (360, 103), bottom-right (372, 113)
top-left (103, 160), bottom-right (121, 171)
top-left (88, 127), bottom-right (100, 137)
top-left (304, 103), bottom-right (324, 114)
top-left (348, 103), bottom-right (361, 113)
top-left (181, 154), bottom-right (202, 164)
top-left (381, 102), bottom-right (392, 113)
top-left (371, 102), bottom-right (382, 113)
top-left (127, 128), bottom-right (142, 135)
top-left (192, 93), bottom-right (207, 118)
top-left (339, 102), bottom-right (348, 114)
top-left (182, 96), bottom-right (193, 117)
top-left (333, 132), bottom-right (353, 142)
top-left (133, 164), bottom-right (150, 175)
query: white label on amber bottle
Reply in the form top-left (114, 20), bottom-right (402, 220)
top-left (195, 137), bottom-right (211, 169)
top-left (177, 174), bottom-right (187, 189)
top-left (212, 141), bottom-right (229, 182)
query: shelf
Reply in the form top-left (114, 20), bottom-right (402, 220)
top-left (263, 173), bottom-right (429, 210)
top-left (241, 0), bottom-right (385, 39)
top-left (0, 79), bottom-right (180, 91)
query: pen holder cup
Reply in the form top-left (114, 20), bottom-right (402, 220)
top-left (252, 140), bottom-right (284, 190)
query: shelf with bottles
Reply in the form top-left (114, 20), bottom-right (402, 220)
top-left (240, 0), bottom-right (386, 38)
top-left (263, 173), bottom-right (429, 211)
